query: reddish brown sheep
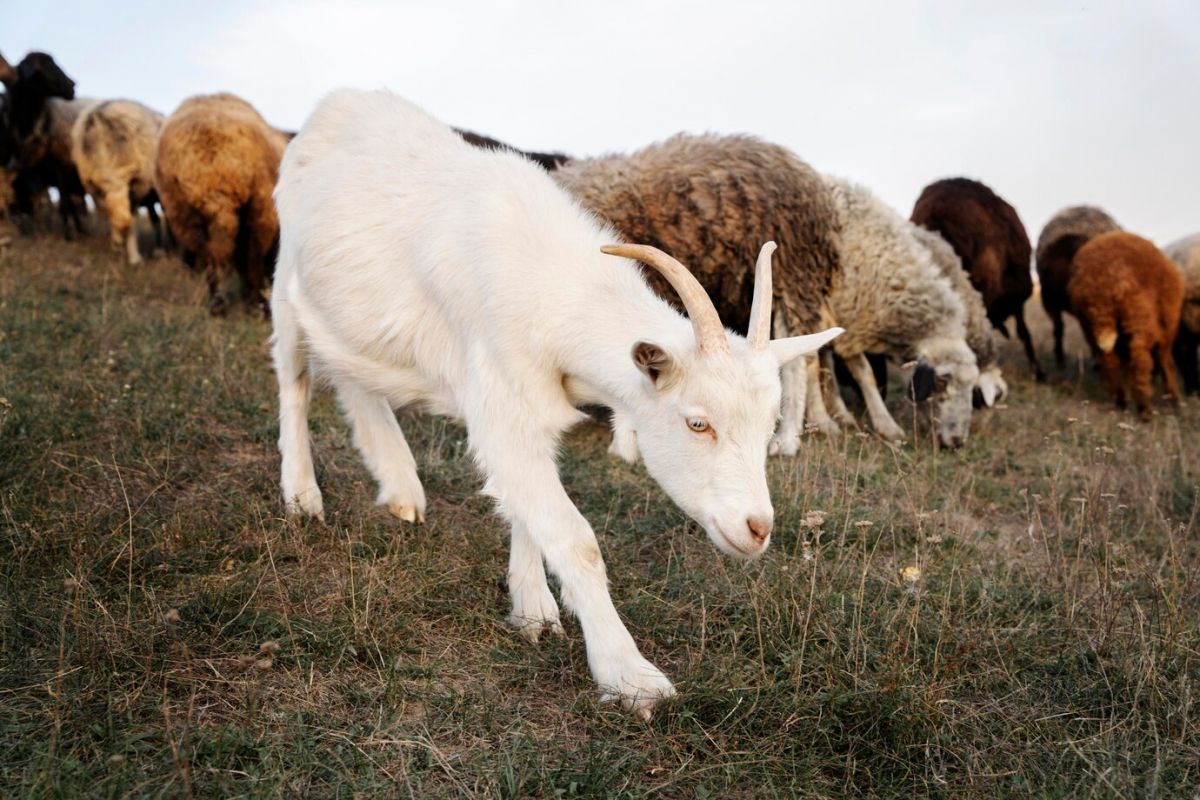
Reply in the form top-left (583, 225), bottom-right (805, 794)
top-left (911, 177), bottom-right (1044, 380)
top-left (1035, 205), bottom-right (1121, 367)
top-left (1068, 231), bottom-right (1183, 418)
top-left (155, 93), bottom-right (290, 314)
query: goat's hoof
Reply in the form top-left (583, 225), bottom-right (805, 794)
top-left (509, 614), bottom-right (564, 643)
top-left (284, 487), bottom-right (325, 521)
top-left (387, 502), bottom-right (424, 524)
top-left (597, 657), bottom-right (676, 721)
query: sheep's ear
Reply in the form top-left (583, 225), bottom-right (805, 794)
top-left (0, 54), bottom-right (15, 88)
top-left (910, 363), bottom-right (936, 402)
top-left (769, 327), bottom-right (844, 367)
top-left (632, 341), bottom-right (676, 388)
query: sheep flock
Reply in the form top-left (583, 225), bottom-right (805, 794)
top-left (1, 47), bottom-right (1196, 718)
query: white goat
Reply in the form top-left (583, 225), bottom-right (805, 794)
top-left (271, 90), bottom-right (841, 719)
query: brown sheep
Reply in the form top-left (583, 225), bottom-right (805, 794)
top-left (1164, 233), bottom-right (1200, 393)
top-left (155, 93), bottom-right (290, 314)
top-left (911, 177), bottom-right (1044, 380)
top-left (1035, 206), bottom-right (1121, 367)
top-left (72, 99), bottom-right (164, 265)
top-left (553, 133), bottom-right (842, 453)
top-left (1068, 231), bottom-right (1183, 418)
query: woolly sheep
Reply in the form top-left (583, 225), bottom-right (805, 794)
top-left (1163, 232), bottom-right (1200, 393)
top-left (553, 133), bottom-right (843, 455)
top-left (453, 128), bottom-right (571, 170)
top-left (1, 51), bottom-right (90, 237)
top-left (1068, 231), bottom-right (1182, 417)
top-left (1035, 205), bottom-right (1121, 367)
top-left (71, 99), bottom-right (165, 265)
top-left (271, 89), bottom-right (840, 717)
top-left (910, 224), bottom-right (1007, 407)
top-left (821, 177), bottom-right (979, 447)
top-left (154, 93), bottom-right (290, 314)
top-left (911, 178), bottom-right (1044, 380)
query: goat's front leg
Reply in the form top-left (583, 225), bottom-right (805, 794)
top-left (472, 419), bottom-right (674, 719)
top-left (845, 353), bottom-right (905, 441)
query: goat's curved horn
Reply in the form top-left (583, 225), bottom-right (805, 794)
top-left (601, 243), bottom-right (730, 354)
top-left (746, 241), bottom-right (776, 350)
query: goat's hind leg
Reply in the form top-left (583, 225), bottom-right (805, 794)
top-left (273, 299), bottom-right (323, 518)
top-left (336, 382), bottom-right (426, 523)
top-left (507, 520), bottom-right (562, 642)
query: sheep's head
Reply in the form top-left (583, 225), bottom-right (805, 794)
top-left (910, 337), bottom-right (979, 448)
top-left (15, 52), bottom-right (75, 101)
top-left (602, 242), bottom-right (842, 559)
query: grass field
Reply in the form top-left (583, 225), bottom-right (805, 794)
top-left (1, 227), bottom-right (1197, 798)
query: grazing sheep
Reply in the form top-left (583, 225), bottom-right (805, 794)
top-left (553, 134), bottom-right (843, 455)
top-left (454, 128), bottom-right (571, 170)
top-left (1068, 231), bottom-right (1182, 417)
top-left (1163, 233), bottom-right (1200, 393)
top-left (1, 51), bottom-right (91, 237)
top-left (820, 177), bottom-right (979, 447)
top-left (71, 100), bottom-right (164, 265)
top-left (1035, 206), bottom-right (1122, 367)
top-left (272, 89), bottom-right (841, 717)
top-left (155, 93), bottom-right (290, 314)
top-left (911, 177), bottom-right (1044, 380)
top-left (910, 224), bottom-right (1006, 407)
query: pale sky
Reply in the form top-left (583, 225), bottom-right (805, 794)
top-left (6, 1), bottom-right (1199, 244)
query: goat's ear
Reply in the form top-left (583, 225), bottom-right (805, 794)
top-left (769, 327), bottom-right (844, 367)
top-left (910, 362), bottom-right (936, 402)
top-left (632, 341), bottom-right (676, 387)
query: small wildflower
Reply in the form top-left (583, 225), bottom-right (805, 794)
top-left (63, 576), bottom-right (79, 590)
top-left (925, 534), bottom-right (943, 544)
top-left (854, 520), bottom-right (874, 529)
top-left (799, 510), bottom-right (826, 530)
top-left (1117, 422), bottom-right (1135, 431)
top-left (0, 396), bottom-right (10, 408)
top-left (1067, 417), bottom-right (1078, 424)
top-left (164, 608), bottom-right (181, 624)
top-left (259, 640), bottom-right (280, 655)
top-left (1097, 446), bottom-right (1116, 455)
top-left (108, 754), bottom-right (125, 766)
top-left (254, 658), bottom-right (273, 670)
top-left (900, 565), bottom-right (922, 583)
top-left (801, 542), bottom-right (814, 562)
top-left (122, 383), bottom-right (131, 391)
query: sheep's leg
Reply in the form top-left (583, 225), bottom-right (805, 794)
top-left (272, 298), bottom-right (323, 519)
top-left (98, 183), bottom-right (141, 266)
top-left (204, 208), bottom-right (238, 315)
top-left (335, 382), bottom-right (426, 523)
top-left (845, 353), bottom-right (905, 441)
top-left (507, 520), bottom-right (562, 642)
top-left (1128, 334), bottom-right (1156, 419)
top-left (466, 372), bottom-right (673, 719)
top-left (1155, 340), bottom-right (1182, 405)
top-left (804, 354), bottom-right (840, 436)
top-left (769, 315), bottom-right (807, 456)
top-left (1097, 347), bottom-right (1126, 411)
top-left (1050, 310), bottom-right (1066, 368)
top-left (1014, 309), bottom-right (1045, 381)
top-left (823, 349), bottom-right (858, 428)
top-left (1175, 330), bottom-right (1199, 394)
top-left (607, 410), bottom-right (639, 463)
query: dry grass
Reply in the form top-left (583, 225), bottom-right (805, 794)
top-left (1, 224), bottom-right (1197, 798)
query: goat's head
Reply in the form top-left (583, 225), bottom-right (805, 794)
top-left (15, 52), bottom-right (75, 101)
top-left (910, 337), bottom-right (979, 448)
top-left (602, 242), bottom-right (842, 559)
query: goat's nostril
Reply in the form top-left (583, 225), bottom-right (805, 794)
top-left (747, 516), bottom-right (772, 543)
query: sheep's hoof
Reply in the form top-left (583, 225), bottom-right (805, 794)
top-left (387, 503), bottom-right (424, 524)
top-left (208, 296), bottom-right (228, 317)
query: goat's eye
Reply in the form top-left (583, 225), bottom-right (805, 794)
top-left (686, 417), bottom-right (710, 433)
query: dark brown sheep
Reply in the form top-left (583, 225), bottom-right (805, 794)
top-left (1068, 231), bottom-right (1182, 418)
top-left (1164, 233), bottom-right (1200, 393)
top-left (155, 93), bottom-right (290, 314)
top-left (911, 177), bottom-right (1043, 380)
top-left (453, 128), bottom-right (570, 170)
top-left (1035, 205), bottom-right (1121, 367)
